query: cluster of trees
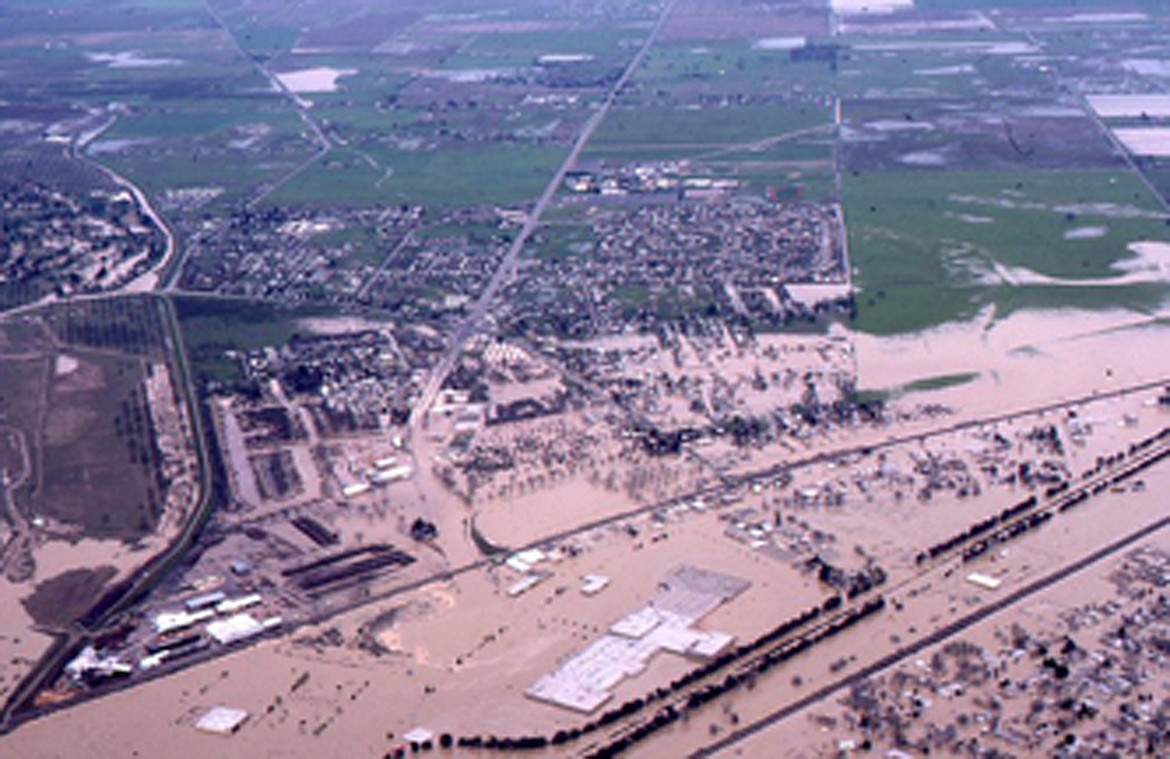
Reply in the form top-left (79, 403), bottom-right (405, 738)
top-left (634, 424), bottom-right (701, 456)
top-left (583, 597), bottom-right (888, 759)
top-left (805, 556), bottom-right (887, 599)
top-left (112, 382), bottom-right (168, 534)
top-left (920, 427), bottom-right (1170, 567)
top-left (47, 296), bottom-right (167, 357)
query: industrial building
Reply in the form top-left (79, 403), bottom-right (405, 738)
top-left (194, 706), bottom-right (249, 736)
top-left (526, 566), bottom-right (747, 713)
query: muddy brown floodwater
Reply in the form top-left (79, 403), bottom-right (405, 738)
top-left (4, 302), bottom-right (1170, 758)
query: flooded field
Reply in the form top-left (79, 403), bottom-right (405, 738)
top-left (3, 0), bottom-right (1170, 755)
top-left (831, 0), bottom-right (913, 14)
top-left (5, 376), bottom-right (1169, 757)
top-left (273, 67), bottom-right (358, 94)
top-left (1113, 127), bottom-right (1170, 158)
top-left (1087, 94), bottom-right (1170, 119)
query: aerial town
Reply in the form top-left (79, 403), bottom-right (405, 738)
top-left (1, 0), bottom-right (1170, 758)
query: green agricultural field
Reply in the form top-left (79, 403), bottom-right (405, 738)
top-left (415, 220), bottom-right (507, 243)
top-left (846, 169), bottom-right (1170, 334)
top-left (991, 282), bottom-right (1170, 323)
top-left (323, 106), bottom-right (420, 137)
top-left (734, 164), bottom-right (835, 201)
top-left (102, 149), bottom-right (307, 206)
top-left (102, 95), bottom-right (300, 141)
top-left (0, 4), bottom-right (195, 36)
top-left (229, 21), bottom-right (302, 59)
top-left (1142, 165), bottom-right (1170, 204)
top-left (468, 27), bottom-right (645, 59)
top-left (590, 103), bottom-right (831, 149)
top-left (268, 144), bottom-right (567, 208)
top-left (703, 137), bottom-right (833, 163)
top-left (174, 296), bottom-right (351, 385)
top-left (95, 102), bottom-right (319, 211)
top-left (916, 0), bottom-right (1168, 10)
top-left (634, 41), bottom-right (838, 100)
top-left (312, 224), bottom-right (387, 267)
top-left (525, 223), bottom-right (596, 262)
top-left (836, 39), bottom-right (1046, 100)
top-left (175, 297), bottom-right (327, 349)
top-left (439, 49), bottom-right (550, 70)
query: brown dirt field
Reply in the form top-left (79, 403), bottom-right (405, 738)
top-left (38, 352), bottom-right (157, 540)
top-left (0, 319), bottom-right (51, 355)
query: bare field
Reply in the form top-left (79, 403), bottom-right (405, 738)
top-left (38, 350), bottom-right (158, 539)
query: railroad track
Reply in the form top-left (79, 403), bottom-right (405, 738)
top-left (574, 428), bottom-right (1170, 757)
top-left (694, 505), bottom-right (1170, 758)
top-left (5, 381), bottom-right (1167, 740)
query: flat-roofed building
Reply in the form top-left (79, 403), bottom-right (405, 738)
top-left (194, 706), bottom-right (249, 736)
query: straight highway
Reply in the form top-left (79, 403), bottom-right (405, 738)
top-left (410, 0), bottom-right (680, 432)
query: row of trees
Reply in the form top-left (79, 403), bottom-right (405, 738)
top-left (429, 594), bottom-right (888, 757)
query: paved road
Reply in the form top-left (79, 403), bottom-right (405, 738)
top-left (410, 0), bottom-right (679, 431)
top-left (356, 231), bottom-right (416, 302)
top-left (576, 420), bottom-right (1170, 755)
top-left (692, 511), bottom-right (1170, 757)
top-left (160, 0), bottom-right (334, 291)
top-left (291, 374), bottom-right (1170, 647)
top-left (0, 295), bottom-right (214, 730)
top-left (3, 361), bottom-right (1166, 734)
